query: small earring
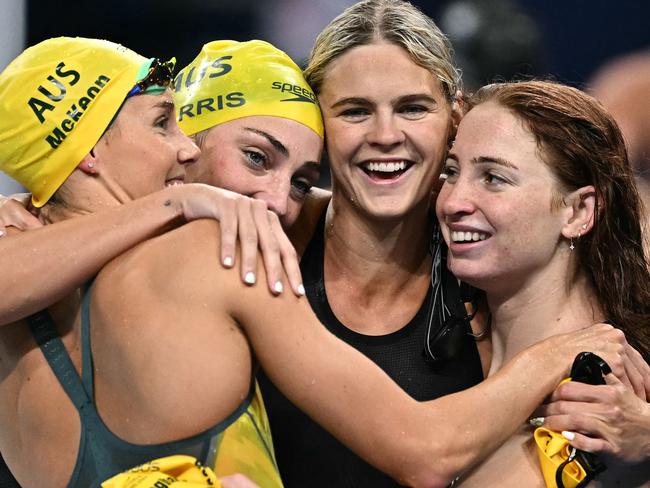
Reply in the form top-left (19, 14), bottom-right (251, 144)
top-left (569, 237), bottom-right (575, 251)
top-left (88, 161), bottom-right (95, 168)
top-left (581, 223), bottom-right (587, 230)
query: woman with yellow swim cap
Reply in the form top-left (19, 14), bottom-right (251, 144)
top-left (0, 36), bottom-right (298, 487)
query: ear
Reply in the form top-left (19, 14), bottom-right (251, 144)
top-left (78, 148), bottom-right (99, 175)
top-left (561, 185), bottom-right (596, 239)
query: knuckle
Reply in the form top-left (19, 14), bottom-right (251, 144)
top-left (284, 246), bottom-right (298, 260)
top-left (551, 400), bottom-right (569, 414)
top-left (571, 415), bottom-right (588, 431)
top-left (611, 328), bottom-right (626, 343)
top-left (609, 357), bottom-right (625, 375)
top-left (610, 406), bottom-right (624, 422)
top-left (263, 241), bottom-right (280, 253)
top-left (241, 234), bottom-right (258, 246)
top-left (609, 440), bottom-right (622, 457)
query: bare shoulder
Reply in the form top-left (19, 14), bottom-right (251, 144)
top-left (287, 187), bottom-right (331, 257)
top-left (94, 219), bottom-right (231, 313)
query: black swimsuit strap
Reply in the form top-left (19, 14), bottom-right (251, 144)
top-left (28, 310), bottom-right (92, 413)
top-left (80, 280), bottom-right (96, 396)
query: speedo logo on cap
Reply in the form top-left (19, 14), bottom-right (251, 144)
top-left (271, 82), bottom-right (316, 104)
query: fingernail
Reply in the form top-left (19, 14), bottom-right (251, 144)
top-left (274, 281), bottom-right (283, 294)
top-left (0, 230), bottom-right (4, 237)
top-left (529, 417), bottom-right (545, 428)
top-left (562, 431), bottom-right (576, 441)
top-left (297, 284), bottom-right (306, 296)
top-left (223, 256), bottom-right (233, 267)
top-left (244, 272), bottom-right (256, 285)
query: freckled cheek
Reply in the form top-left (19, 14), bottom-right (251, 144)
top-left (493, 208), bottom-right (536, 259)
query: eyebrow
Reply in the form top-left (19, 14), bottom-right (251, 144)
top-left (398, 93), bottom-right (438, 105)
top-left (474, 156), bottom-right (519, 170)
top-left (155, 100), bottom-right (175, 110)
top-left (446, 153), bottom-right (519, 170)
top-left (243, 127), bottom-right (288, 157)
top-left (330, 93), bottom-right (438, 109)
top-left (330, 97), bottom-right (369, 109)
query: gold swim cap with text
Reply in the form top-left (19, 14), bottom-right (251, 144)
top-left (174, 40), bottom-right (323, 139)
top-left (0, 37), bottom-right (149, 207)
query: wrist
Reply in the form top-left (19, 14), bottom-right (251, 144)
top-left (163, 184), bottom-right (191, 220)
top-left (514, 338), bottom-right (569, 390)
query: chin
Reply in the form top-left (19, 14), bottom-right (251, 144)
top-left (363, 197), bottom-right (428, 221)
top-left (447, 260), bottom-right (490, 289)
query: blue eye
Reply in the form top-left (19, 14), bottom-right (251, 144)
top-left (244, 150), bottom-right (267, 168)
top-left (340, 107), bottom-right (370, 119)
top-left (399, 104), bottom-right (428, 118)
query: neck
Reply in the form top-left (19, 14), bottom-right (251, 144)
top-left (39, 171), bottom-right (130, 224)
top-left (321, 192), bottom-right (434, 334)
top-left (324, 193), bottom-right (433, 294)
top-left (487, 269), bottom-right (603, 374)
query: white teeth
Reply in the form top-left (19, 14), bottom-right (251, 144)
top-left (451, 231), bottom-right (487, 242)
top-left (165, 180), bottom-right (184, 187)
top-left (365, 161), bottom-right (407, 172)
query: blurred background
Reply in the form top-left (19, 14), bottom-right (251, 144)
top-left (1, 0), bottom-right (648, 194)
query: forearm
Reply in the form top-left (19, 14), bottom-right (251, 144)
top-left (0, 186), bottom-right (187, 324)
top-left (407, 343), bottom-right (569, 485)
top-left (231, 255), bottom-right (624, 486)
top-left (234, 288), bottom-right (567, 487)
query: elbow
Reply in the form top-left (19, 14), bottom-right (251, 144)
top-left (388, 439), bottom-right (467, 488)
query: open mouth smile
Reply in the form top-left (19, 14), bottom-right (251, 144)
top-left (451, 231), bottom-right (489, 242)
top-left (360, 160), bottom-right (414, 181)
top-left (165, 177), bottom-right (185, 187)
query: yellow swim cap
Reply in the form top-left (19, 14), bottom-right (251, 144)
top-left (0, 37), bottom-right (151, 207)
top-left (174, 40), bottom-right (323, 139)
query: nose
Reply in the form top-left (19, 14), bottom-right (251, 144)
top-left (438, 175), bottom-right (476, 219)
top-left (367, 112), bottom-right (405, 147)
top-left (178, 134), bottom-right (201, 165)
top-left (256, 177), bottom-right (290, 223)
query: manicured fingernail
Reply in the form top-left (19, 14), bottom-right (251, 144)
top-left (562, 431), bottom-right (576, 441)
top-left (529, 417), bottom-right (545, 428)
top-left (274, 281), bottom-right (283, 294)
top-left (223, 256), bottom-right (233, 267)
top-left (297, 284), bottom-right (306, 296)
top-left (0, 230), bottom-right (4, 237)
top-left (244, 272), bottom-right (256, 285)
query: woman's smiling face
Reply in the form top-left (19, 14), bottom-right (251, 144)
top-left (318, 42), bottom-right (456, 220)
top-left (436, 101), bottom-right (570, 294)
